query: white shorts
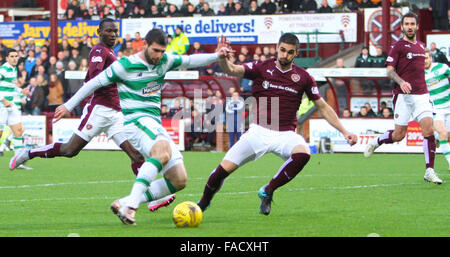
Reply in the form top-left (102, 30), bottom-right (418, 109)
top-left (75, 104), bottom-right (124, 142)
top-left (123, 116), bottom-right (183, 175)
top-left (434, 108), bottom-right (450, 131)
top-left (0, 106), bottom-right (22, 130)
top-left (393, 94), bottom-right (433, 126)
top-left (224, 123), bottom-right (308, 166)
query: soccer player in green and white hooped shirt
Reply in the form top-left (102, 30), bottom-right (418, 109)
top-left (424, 48), bottom-right (450, 171)
top-left (0, 49), bottom-right (32, 169)
top-left (52, 28), bottom-right (230, 225)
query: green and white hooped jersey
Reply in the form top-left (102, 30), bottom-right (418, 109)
top-left (104, 53), bottom-right (185, 125)
top-left (0, 62), bottom-right (23, 110)
top-left (425, 62), bottom-right (450, 111)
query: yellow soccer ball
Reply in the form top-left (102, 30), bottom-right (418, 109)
top-left (172, 201), bottom-right (203, 228)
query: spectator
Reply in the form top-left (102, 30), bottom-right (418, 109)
top-left (130, 5), bottom-right (141, 18)
top-left (377, 101), bottom-right (393, 116)
top-left (58, 39), bottom-right (72, 52)
top-left (65, 8), bottom-right (77, 20)
top-left (102, 6), bottom-right (115, 19)
top-left (149, 4), bottom-right (164, 17)
top-left (24, 77), bottom-right (45, 116)
top-left (429, 0), bottom-right (449, 30)
top-left (336, 57), bottom-right (346, 68)
top-left (46, 73), bottom-right (64, 112)
top-left (157, 0), bottom-right (171, 16)
top-left (364, 103), bottom-right (377, 117)
top-left (430, 42), bottom-right (449, 64)
top-left (46, 56), bottom-right (58, 76)
top-left (168, 98), bottom-right (182, 117)
top-left (65, 0), bottom-right (81, 18)
top-left (80, 36), bottom-right (93, 58)
top-left (161, 104), bottom-right (169, 118)
top-left (39, 50), bottom-right (50, 71)
top-left (201, 3), bottom-right (215, 16)
top-left (371, 47), bottom-right (387, 67)
top-left (70, 48), bottom-right (82, 68)
top-left (358, 0), bottom-right (376, 9)
top-left (354, 47), bottom-right (372, 67)
top-left (217, 4), bottom-right (229, 15)
top-left (120, 34), bottom-right (133, 52)
top-left (260, 0), bottom-right (277, 14)
top-left (342, 108), bottom-right (352, 118)
top-left (318, 0), bottom-right (333, 13)
top-left (24, 50), bottom-right (36, 78)
top-left (262, 46), bottom-right (271, 59)
top-left (88, 7), bottom-right (100, 20)
top-left (226, 91), bottom-right (245, 148)
top-left (191, 41), bottom-right (206, 54)
top-left (78, 58), bottom-right (89, 71)
top-left (225, 0), bottom-right (235, 14)
top-left (171, 26), bottom-right (190, 55)
top-left (115, 5), bottom-right (129, 19)
top-left (180, 0), bottom-right (192, 16)
top-left (248, 0), bottom-right (261, 15)
top-left (254, 46), bottom-right (262, 56)
top-left (380, 107), bottom-right (393, 118)
top-left (300, 0), bottom-right (318, 13)
top-left (357, 106), bottom-right (369, 117)
top-left (167, 4), bottom-right (182, 17)
top-left (231, 2), bottom-right (246, 15)
top-left (132, 32), bottom-right (144, 53)
top-left (79, 2), bottom-right (89, 18)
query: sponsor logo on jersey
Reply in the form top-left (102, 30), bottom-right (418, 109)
top-left (92, 56), bottom-right (103, 63)
top-left (266, 69), bottom-right (274, 75)
top-left (261, 80), bottom-right (298, 94)
top-left (142, 84), bottom-right (161, 95)
top-left (406, 52), bottom-right (426, 60)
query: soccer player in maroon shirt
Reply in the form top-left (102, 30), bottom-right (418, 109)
top-left (10, 18), bottom-right (152, 186)
top-left (364, 12), bottom-right (442, 184)
top-left (197, 34), bottom-right (357, 215)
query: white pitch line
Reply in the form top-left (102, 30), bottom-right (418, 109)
top-left (0, 181), bottom-right (427, 204)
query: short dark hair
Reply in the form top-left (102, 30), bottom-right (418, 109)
top-left (99, 18), bottom-right (115, 30)
top-left (7, 48), bottom-right (17, 56)
top-left (279, 33), bottom-right (299, 49)
top-left (401, 12), bottom-right (418, 25)
top-left (145, 28), bottom-right (168, 46)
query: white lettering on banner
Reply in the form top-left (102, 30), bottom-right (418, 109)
top-left (121, 13), bottom-right (357, 45)
top-left (309, 119), bottom-right (443, 153)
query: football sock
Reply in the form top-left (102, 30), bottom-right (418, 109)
top-left (377, 130), bottom-right (394, 145)
top-left (423, 135), bottom-right (436, 169)
top-left (265, 153), bottom-right (311, 193)
top-left (29, 142), bottom-right (62, 159)
top-left (198, 165), bottom-right (230, 209)
top-left (145, 178), bottom-right (177, 201)
top-left (439, 140), bottom-right (450, 166)
top-left (127, 158), bottom-right (161, 209)
top-left (12, 136), bottom-right (24, 154)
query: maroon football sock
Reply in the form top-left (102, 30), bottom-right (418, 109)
top-left (423, 135), bottom-right (436, 169)
top-left (377, 130), bottom-right (394, 145)
top-left (29, 142), bottom-right (63, 159)
top-left (198, 165), bottom-right (230, 209)
top-left (131, 161), bottom-right (145, 176)
top-left (264, 153), bottom-right (311, 193)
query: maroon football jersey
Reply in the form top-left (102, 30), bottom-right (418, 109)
top-left (83, 43), bottom-right (121, 111)
top-left (385, 38), bottom-right (428, 95)
top-left (243, 58), bottom-right (321, 131)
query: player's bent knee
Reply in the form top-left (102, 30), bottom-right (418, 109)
top-left (150, 140), bottom-right (172, 165)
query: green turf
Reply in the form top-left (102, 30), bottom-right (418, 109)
top-left (0, 150), bottom-right (449, 237)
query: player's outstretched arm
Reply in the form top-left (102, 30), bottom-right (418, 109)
top-left (313, 98), bottom-right (357, 146)
top-left (218, 55), bottom-right (245, 78)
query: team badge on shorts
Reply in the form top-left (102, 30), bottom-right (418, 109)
top-left (86, 124), bottom-right (93, 130)
top-left (291, 73), bottom-right (300, 82)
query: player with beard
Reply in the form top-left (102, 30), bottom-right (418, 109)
top-left (364, 12), bottom-right (443, 184)
top-left (197, 34), bottom-right (358, 215)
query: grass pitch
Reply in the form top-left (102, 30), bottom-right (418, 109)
top-left (0, 150), bottom-right (449, 237)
